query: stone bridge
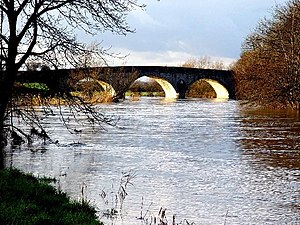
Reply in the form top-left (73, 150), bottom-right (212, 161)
top-left (16, 66), bottom-right (235, 99)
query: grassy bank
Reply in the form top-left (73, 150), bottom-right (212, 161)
top-left (0, 168), bottom-right (102, 225)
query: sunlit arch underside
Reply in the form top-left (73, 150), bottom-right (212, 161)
top-left (97, 80), bottom-right (116, 97)
top-left (77, 78), bottom-right (116, 97)
top-left (150, 77), bottom-right (178, 99)
top-left (203, 79), bottom-right (229, 99)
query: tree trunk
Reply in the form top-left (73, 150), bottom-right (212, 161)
top-left (0, 79), bottom-right (9, 170)
top-left (0, 67), bottom-right (18, 170)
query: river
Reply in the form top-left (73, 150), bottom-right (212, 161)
top-left (5, 97), bottom-right (300, 225)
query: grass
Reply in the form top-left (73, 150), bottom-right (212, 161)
top-left (22, 82), bottom-right (50, 91)
top-left (0, 168), bottom-right (102, 225)
top-left (125, 91), bottom-right (165, 97)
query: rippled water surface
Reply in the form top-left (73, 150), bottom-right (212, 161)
top-left (6, 98), bottom-right (300, 225)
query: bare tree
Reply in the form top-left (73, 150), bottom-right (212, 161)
top-left (182, 56), bottom-right (211, 69)
top-left (100, 67), bottom-right (139, 101)
top-left (233, 0), bottom-right (300, 109)
top-left (181, 56), bottom-right (227, 70)
top-left (75, 43), bottom-right (107, 69)
top-left (0, 0), bottom-right (144, 168)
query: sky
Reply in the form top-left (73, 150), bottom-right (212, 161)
top-left (99, 0), bottom-right (288, 66)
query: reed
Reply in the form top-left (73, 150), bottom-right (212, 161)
top-left (99, 170), bottom-right (136, 219)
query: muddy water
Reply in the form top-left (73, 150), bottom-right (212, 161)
top-left (6, 98), bottom-right (300, 225)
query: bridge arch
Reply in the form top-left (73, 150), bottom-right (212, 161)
top-left (204, 79), bottom-right (229, 99)
top-left (150, 77), bottom-right (178, 99)
top-left (129, 76), bottom-right (178, 99)
top-left (96, 80), bottom-right (116, 97)
top-left (75, 78), bottom-right (116, 97)
top-left (130, 66), bottom-right (234, 99)
top-left (187, 79), bottom-right (229, 99)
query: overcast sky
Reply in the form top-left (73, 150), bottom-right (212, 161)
top-left (99, 0), bottom-right (287, 66)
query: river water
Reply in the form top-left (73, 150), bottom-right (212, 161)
top-left (5, 97), bottom-right (300, 225)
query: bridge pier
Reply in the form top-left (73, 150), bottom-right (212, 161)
top-left (176, 79), bottom-right (187, 99)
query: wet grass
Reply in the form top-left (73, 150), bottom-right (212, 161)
top-left (0, 168), bottom-right (102, 225)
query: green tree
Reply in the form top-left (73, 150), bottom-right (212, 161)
top-left (0, 0), bottom-right (143, 169)
top-left (233, 0), bottom-right (300, 109)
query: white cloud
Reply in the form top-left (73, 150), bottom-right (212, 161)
top-left (100, 0), bottom-right (287, 66)
top-left (106, 47), bottom-right (236, 67)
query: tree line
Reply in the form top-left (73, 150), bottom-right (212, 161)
top-left (184, 0), bottom-right (300, 109)
top-left (232, 0), bottom-right (300, 110)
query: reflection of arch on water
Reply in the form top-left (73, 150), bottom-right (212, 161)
top-left (76, 78), bottom-right (116, 97)
top-left (196, 79), bottom-right (229, 99)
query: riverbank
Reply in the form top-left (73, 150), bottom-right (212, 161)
top-left (0, 168), bottom-right (102, 225)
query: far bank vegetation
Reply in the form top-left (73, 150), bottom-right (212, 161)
top-left (128, 78), bottom-right (165, 98)
top-left (232, 0), bottom-right (300, 110)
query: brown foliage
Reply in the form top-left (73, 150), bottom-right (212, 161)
top-left (182, 56), bottom-right (227, 70)
top-left (129, 79), bottom-right (164, 93)
top-left (186, 80), bottom-right (216, 98)
top-left (233, 0), bottom-right (300, 109)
